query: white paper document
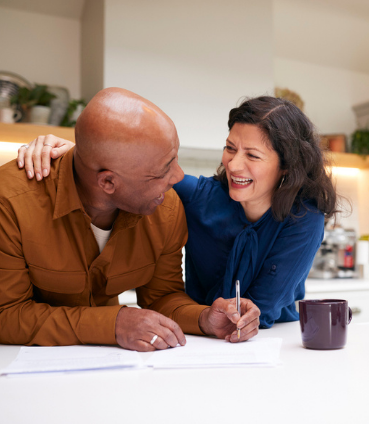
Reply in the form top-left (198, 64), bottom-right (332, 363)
top-left (1, 345), bottom-right (142, 376)
top-left (144, 336), bottom-right (282, 369)
top-left (1, 336), bottom-right (282, 376)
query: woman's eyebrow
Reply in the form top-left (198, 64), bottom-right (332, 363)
top-left (226, 138), bottom-right (265, 154)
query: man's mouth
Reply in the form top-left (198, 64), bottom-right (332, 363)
top-left (231, 176), bottom-right (253, 186)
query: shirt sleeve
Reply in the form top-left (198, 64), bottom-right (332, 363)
top-left (246, 209), bottom-right (324, 328)
top-left (0, 200), bottom-right (122, 346)
top-left (135, 191), bottom-right (208, 335)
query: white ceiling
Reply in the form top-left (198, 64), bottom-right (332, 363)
top-left (0, 0), bottom-right (86, 20)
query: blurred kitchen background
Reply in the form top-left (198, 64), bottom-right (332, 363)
top-left (1, 0), bottom-right (369, 317)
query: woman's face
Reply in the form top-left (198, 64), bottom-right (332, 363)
top-left (222, 123), bottom-right (284, 222)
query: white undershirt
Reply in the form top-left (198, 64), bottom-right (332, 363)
top-left (90, 223), bottom-right (112, 253)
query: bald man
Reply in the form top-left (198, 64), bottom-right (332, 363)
top-left (1, 88), bottom-right (259, 350)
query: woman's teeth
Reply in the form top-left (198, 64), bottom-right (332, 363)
top-left (231, 176), bottom-right (253, 185)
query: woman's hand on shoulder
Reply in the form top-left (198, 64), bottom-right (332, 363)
top-left (17, 135), bottom-right (74, 180)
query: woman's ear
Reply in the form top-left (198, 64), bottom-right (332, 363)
top-left (97, 170), bottom-right (116, 194)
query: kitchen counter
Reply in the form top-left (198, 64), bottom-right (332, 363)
top-left (1, 321), bottom-right (368, 424)
top-left (306, 277), bottom-right (369, 292)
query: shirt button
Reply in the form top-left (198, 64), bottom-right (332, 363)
top-left (271, 265), bottom-right (277, 270)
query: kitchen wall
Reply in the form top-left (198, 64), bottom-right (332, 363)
top-left (103, 0), bottom-right (274, 150)
top-left (0, 6), bottom-right (81, 98)
top-left (274, 58), bottom-right (369, 138)
top-left (274, 0), bottom-right (369, 140)
top-left (81, 0), bottom-right (104, 102)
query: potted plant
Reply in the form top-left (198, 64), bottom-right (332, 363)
top-left (11, 84), bottom-right (56, 124)
top-left (351, 129), bottom-right (369, 157)
top-left (60, 99), bottom-right (87, 127)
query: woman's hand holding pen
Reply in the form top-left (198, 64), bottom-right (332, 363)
top-left (198, 297), bottom-right (260, 343)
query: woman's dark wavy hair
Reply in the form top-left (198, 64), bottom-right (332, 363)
top-left (214, 96), bottom-right (338, 222)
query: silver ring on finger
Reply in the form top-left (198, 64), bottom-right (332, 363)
top-left (20, 144), bottom-right (29, 149)
top-left (43, 143), bottom-right (53, 148)
top-left (150, 335), bottom-right (158, 345)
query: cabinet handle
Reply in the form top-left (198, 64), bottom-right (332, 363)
top-left (351, 307), bottom-right (362, 315)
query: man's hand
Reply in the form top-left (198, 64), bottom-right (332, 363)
top-left (17, 135), bottom-right (74, 180)
top-left (115, 307), bottom-right (186, 351)
top-left (198, 297), bottom-right (260, 343)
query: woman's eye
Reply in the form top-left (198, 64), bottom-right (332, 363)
top-left (225, 145), bottom-right (235, 152)
top-left (248, 153), bottom-right (259, 159)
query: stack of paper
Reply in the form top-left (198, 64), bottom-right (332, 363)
top-left (0, 336), bottom-right (282, 376)
top-left (145, 336), bottom-right (282, 369)
top-left (1, 345), bottom-right (142, 375)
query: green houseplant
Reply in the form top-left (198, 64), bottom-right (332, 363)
top-left (351, 129), bottom-right (369, 157)
top-left (11, 84), bottom-right (56, 124)
top-left (60, 99), bottom-right (87, 127)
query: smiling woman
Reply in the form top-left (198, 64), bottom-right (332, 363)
top-left (174, 96), bottom-right (338, 328)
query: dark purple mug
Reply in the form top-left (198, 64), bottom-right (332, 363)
top-left (299, 299), bottom-right (352, 350)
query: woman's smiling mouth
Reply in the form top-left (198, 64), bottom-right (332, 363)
top-left (230, 175), bottom-right (253, 186)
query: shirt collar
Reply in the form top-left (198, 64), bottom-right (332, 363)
top-left (53, 147), bottom-right (84, 220)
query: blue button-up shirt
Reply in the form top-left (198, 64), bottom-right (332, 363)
top-left (174, 175), bottom-right (324, 328)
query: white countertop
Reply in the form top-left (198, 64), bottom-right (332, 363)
top-left (1, 321), bottom-right (368, 424)
top-left (306, 277), bottom-right (369, 292)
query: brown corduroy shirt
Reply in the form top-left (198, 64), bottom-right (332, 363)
top-left (0, 148), bottom-right (207, 346)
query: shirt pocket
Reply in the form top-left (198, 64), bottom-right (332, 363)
top-left (28, 264), bottom-right (86, 294)
top-left (106, 263), bottom-right (156, 296)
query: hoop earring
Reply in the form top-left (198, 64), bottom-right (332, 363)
top-left (278, 176), bottom-right (285, 189)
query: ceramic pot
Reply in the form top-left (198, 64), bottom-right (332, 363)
top-left (29, 106), bottom-right (51, 125)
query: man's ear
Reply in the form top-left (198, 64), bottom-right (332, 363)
top-left (97, 170), bottom-right (116, 194)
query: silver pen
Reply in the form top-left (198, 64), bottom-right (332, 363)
top-left (236, 280), bottom-right (241, 340)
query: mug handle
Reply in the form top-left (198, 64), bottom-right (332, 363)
top-left (347, 307), bottom-right (352, 324)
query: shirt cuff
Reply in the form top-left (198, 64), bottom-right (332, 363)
top-left (77, 305), bottom-right (123, 345)
top-left (172, 304), bottom-right (209, 336)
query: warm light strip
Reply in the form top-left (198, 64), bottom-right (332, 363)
top-left (0, 141), bottom-right (24, 152)
top-left (330, 166), bottom-right (360, 176)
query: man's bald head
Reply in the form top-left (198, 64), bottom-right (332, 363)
top-left (74, 87), bottom-right (177, 171)
top-left (72, 87), bottom-right (184, 218)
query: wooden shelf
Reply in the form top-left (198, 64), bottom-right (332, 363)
top-left (0, 122), bottom-right (75, 144)
top-left (326, 151), bottom-right (369, 169)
